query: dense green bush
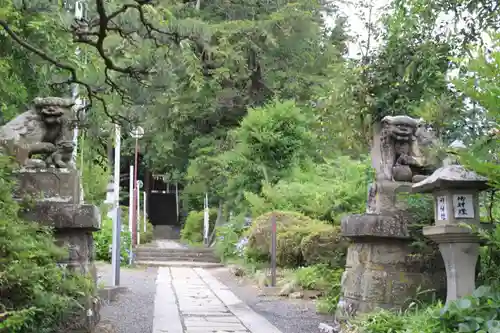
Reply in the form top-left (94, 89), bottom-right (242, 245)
top-left (94, 217), bottom-right (132, 264)
top-left (0, 219), bottom-right (96, 333)
top-left (244, 157), bottom-right (370, 222)
top-left (0, 157), bottom-right (95, 333)
top-left (300, 224), bottom-right (348, 267)
top-left (245, 211), bottom-right (312, 262)
top-left (120, 205), bottom-right (129, 225)
top-left (214, 221), bottom-right (247, 262)
top-left (245, 211), bottom-right (347, 267)
top-left (180, 209), bottom-right (218, 244)
top-left (141, 219), bottom-right (155, 244)
top-left (80, 152), bottom-right (109, 205)
top-left (221, 100), bottom-right (318, 212)
top-left (275, 223), bottom-right (314, 266)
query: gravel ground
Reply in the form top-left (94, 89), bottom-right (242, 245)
top-left (96, 263), bottom-right (158, 333)
top-left (210, 267), bottom-right (335, 333)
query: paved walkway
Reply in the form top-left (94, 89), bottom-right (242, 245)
top-left (153, 267), bottom-right (282, 333)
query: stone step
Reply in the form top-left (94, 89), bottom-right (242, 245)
top-left (135, 253), bottom-right (217, 260)
top-left (135, 255), bottom-right (219, 263)
top-left (136, 249), bottom-right (215, 255)
top-left (136, 246), bottom-right (214, 254)
top-left (153, 225), bottom-right (180, 239)
top-left (135, 260), bottom-right (224, 268)
top-left (136, 250), bottom-right (216, 257)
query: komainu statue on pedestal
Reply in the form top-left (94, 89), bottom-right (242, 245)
top-left (336, 115), bottom-right (446, 318)
top-left (6, 97), bottom-right (101, 331)
top-left (0, 97), bottom-right (75, 168)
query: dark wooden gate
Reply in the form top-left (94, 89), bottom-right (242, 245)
top-left (145, 173), bottom-right (182, 227)
top-left (148, 192), bottom-right (177, 226)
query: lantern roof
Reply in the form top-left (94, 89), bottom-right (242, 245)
top-left (412, 164), bottom-right (490, 193)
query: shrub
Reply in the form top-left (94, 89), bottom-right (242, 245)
top-left (94, 217), bottom-right (131, 264)
top-left (245, 211), bottom-right (346, 267)
top-left (220, 100), bottom-right (318, 210)
top-left (0, 219), bottom-right (96, 333)
top-left (244, 157), bottom-right (370, 222)
top-left (245, 211), bottom-right (313, 263)
top-left (214, 222), bottom-right (246, 262)
top-left (180, 209), bottom-right (218, 244)
top-left (475, 222), bottom-right (500, 288)
top-left (141, 219), bottom-right (155, 244)
top-left (81, 153), bottom-right (109, 205)
top-left (120, 205), bottom-right (129, 225)
top-left (115, 205), bottom-right (154, 245)
top-left (0, 157), bottom-right (95, 333)
top-left (300, 224), bottom-right (348, 267)
top-left (276, 223), bottom-right (318, 267)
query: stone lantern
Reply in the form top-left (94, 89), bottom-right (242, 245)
top-left (412, 164), bottom-right (489, 303)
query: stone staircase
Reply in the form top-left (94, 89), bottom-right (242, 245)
top-left (134, 240), bottom-right (222, 268)
top-left (153, 225), bottom-right (181, 240)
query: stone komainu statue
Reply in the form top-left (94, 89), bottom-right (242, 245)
top-left (377, 115), bottom-right (436, 183)
top-left (0, 97), bottom-right (75, 168)
top-left (366, 115), bottom-right (438, 214)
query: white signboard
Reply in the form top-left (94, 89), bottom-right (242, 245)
top-left (452, 194), bottom-right (474, 219)
top-left (437, 196), bottom-right (448, 221)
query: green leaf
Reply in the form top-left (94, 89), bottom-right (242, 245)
top-left (458, 323), bottom-right (474, 332)
top-left (487, 320), bottom-right (500, 332)
top-left (473, 285), bottom-right (492, 298)
top-left (457, 298), bottom-right (472, 310)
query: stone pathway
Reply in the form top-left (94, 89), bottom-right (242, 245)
top-left (155, 239), bottom-right (185, 249)
top-left (153, 267), bottom-right (282, 333)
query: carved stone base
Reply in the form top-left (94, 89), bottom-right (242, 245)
top-left (14, 168), bottom-right (101, 332)
top-left (21, 201), bottom-right (100, 229)
top-left (14, 168), bottom-right (81, 203)
top-left (336, 214), bottom-right (446, 319)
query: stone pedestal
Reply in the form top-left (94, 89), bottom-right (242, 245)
top-left (14, 167), bottom-right (82, 202)
top-left (423, 225), bottom-right (480, 303)
top-left (336, 212), bottom-right (445, 318)
top-left (13, 168), bottom-right (101, 331)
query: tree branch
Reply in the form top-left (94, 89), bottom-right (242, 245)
top-left (0, 0), bottom-right (198, 124)
top-left (0, 18), bottom-right (129, 124)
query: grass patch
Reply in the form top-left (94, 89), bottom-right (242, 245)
top-left (225, 258), bottom-right (343, 314)
top-left (288, 264), bottom-right (343, 314)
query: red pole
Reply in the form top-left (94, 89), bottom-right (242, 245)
top-left (132, 137), bottom-right (139, 247)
